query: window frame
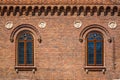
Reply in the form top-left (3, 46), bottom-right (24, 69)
top-left (86, 31), bottom-right (104, 66)
top-left (16, 31), bottom-right (34, 66)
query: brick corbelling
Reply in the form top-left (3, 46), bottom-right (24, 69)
top-left (0, 5), bottom-right (119, 16)
top-left (0, 0), bottom-right (117, 5)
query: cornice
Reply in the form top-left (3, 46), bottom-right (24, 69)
top-left (0, 5), bottom-right (119, 16)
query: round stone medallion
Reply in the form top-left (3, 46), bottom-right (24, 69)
top-left (108, 21), bottom-right (117, 29)
top-left (5, 21), bottom-right (13, 29)
top-left (38, 22), bottom-right (46, 28)
top-left (74, 20), bottom-right (82, 28)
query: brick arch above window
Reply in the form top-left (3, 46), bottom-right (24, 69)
top-left (10, 24), bottom-right (42, 43)
top-left (79, 24), bottom-right (112, 43)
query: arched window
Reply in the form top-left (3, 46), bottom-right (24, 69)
top-left (87, 31), bottom-right (103, 66)
top-left (17, 31), bottom-right (34, 66)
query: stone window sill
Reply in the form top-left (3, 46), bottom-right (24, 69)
top-left (84, 66), bottom-right (106, 74)
top-left (15, 66), bottom-right (37, 73)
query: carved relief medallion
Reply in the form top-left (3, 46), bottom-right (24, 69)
top-left (38, 22), bottom-right (46, 28)
top-left (5, 21), bottom-right (13, 29)
top-left (108, 21), bottom-right (117, 29)
top-left (74, 20), bottom-right (82, 28)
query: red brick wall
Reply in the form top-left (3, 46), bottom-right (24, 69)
top-left (0, 14), bottom-right (119, 80)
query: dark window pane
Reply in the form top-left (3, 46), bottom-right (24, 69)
top-left (88, 32), bottom-right (102, 40)
top-left (18, 42), bottom-right (24, 64)
top-left (18, 34), bottom-right (25, 40)
top-left (88, 42), bottom-right (94, 65)
top-left (26, 33), bottom-right (33, 40)
top-left (96, 33), bottom-right (102, 40)
top-left (96, 42), bottom-right (103, 64)
top-left (18, 33), bottom-right (33, 41)
top-left (26, 42), bottom-right (33, 64)
top-left (88, 33), bottom-right (94, 40)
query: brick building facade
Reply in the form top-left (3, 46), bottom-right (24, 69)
top-left (0, 0), bottom-right (120, 80)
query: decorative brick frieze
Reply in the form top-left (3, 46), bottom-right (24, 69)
top-left (0, 5), bottom-right (119, 16)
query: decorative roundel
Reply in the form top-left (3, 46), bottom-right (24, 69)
top-left (5, 21), bottom-right (13, 29)
top-left (38, 22), bottom-right (46, 28)
top-left (108, 21), bottom-right (117, 29)
top-left (74, 20), bottom-right (82, 28)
